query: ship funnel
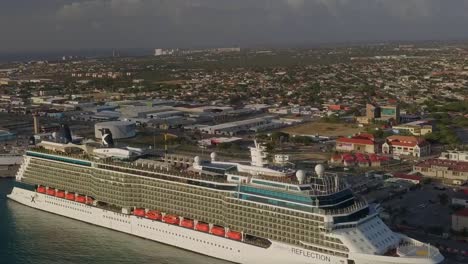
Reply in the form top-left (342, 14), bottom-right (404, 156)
top-left (28, 135), bottom-right (36, 146)
top-left (54, 124), bottom-right (72, 144)
top-left (296, 170), bottom-right (306, 184)
top-left (100, 128), bottom-right (114, 147)
top-left (59, 124), bottom-right (73, 144)
top-left (315, 164), bottom-right (325, 178)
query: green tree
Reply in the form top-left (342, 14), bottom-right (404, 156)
top-left (255, 134), bottom-right (269, 141)
top-left (271, 131), bottom-right (290, 143)
top-left (217, 142), bottom-right (232, 150)
top-left (421, 178), bottom-right (432, 185)
top-left (290, 136), bottom-right (313, 145)
top-left (322, 115), bottom-right (341, 123)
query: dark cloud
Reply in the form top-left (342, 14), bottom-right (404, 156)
top-left (1, 0), bottom-right (467, 52)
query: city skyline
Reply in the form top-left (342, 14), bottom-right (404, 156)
top-left (1, 0), bottom-right (468, 53)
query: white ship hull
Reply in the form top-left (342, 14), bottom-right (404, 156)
top-left (8, 187), bottom-right (443, 264)
top-left (8, 187), bottom-right (345, 264)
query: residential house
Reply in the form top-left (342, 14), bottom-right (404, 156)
top-left (392, 120), bottom-right (433, 136)
top-left (336, 133), bottom-right (381, 154)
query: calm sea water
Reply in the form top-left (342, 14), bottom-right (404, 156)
top-left (0, 178), bottom-right (229, 264)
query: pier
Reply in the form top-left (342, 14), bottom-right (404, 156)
top-left (0, 155), bottom-right (22, 178)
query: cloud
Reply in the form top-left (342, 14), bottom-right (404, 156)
top-left (377, 0), bottom-right (434, 19)
top-left (57, 0), bottom-right (147, 20)
top-left (49, 0), bottom-right (468, 48)
top-left (90, 21), bottom-right (103, 30)
top-left (283, 0), bottom-right (441, 19)
top-left (285, 0), bottom-right (305, 9)
top-left (1, 0), bottom-right (468, 52)
top-left (57, 1), bottom-right (102, 20)
top-left (55, 0), bottom-right (466, 23)
top-left (109, 0), bottom-right (144, 17)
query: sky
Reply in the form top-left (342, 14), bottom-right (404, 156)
top-left (1, 0), bottom-right (468, 53)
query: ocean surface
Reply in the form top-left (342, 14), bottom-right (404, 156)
top-left (0, 178), bottom-right (229, 264)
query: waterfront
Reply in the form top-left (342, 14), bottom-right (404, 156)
top-left (0, 178), bottom-right (228, 264)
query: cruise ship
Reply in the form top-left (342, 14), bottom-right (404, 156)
top-left (8, 129), bottom-right (444, 264)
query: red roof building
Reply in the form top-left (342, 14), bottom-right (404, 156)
top-left (392, 173), bottom-right (422, 184)
top-left (328, 104), bottom-right (342, 111)
top-left (455, 208), bottom-right (468, 217)
top-left (328, 104), bottom-right (350, 111)
top-left (336, 133), bottom-right (381, 154)
top-left (414, 159), bottom-right (468, 184)
top-left (382, 135), bottom-right (430, 157)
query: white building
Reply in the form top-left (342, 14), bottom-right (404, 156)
top-left (154, 49), bottom-right (163, 56)
top-left (392, 120), bottom-right (433, 136)
top-left (382, 136), bottom-right (431, 158)
top-left (439, 150), bottom-right (468, 162)
top-left (200, 116), bottom-right (275, 136)
top-left (120, 105), bottom-right (174, 118)
top-left (95, 121), bottom-right (136, 139)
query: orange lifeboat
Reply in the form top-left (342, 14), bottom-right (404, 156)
top-left (65, 193), bottom-right (75, 201)
top-left (76, 195), bottom-right (86, 203)
top-left (133, 208), bottom-right (146, 217)
top-left (180, 219), bottom-right (194, 229)
top-left (146, 210), bottom-right (162, 220)
top-left (55, 190), bottom-right (65, 198)
top-left (195, 222), bottom-right (209, 233)
top-left (211, 226), bottom-right (225, 237)
top-left (163, 214), bottom-right (180, 225)
top-left (37, 186), bottom-right (46, 194)
top-left (46, 188), bottom-right (56, 196)
top-left (226, 230), bottom-right (242, 241)
top-left (85, 197), bottom-right (94, 205)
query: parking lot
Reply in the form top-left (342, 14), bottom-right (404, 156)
top-left (381, 184), bottom-right (458, 231)
top-left (362, 180), bottom-right (468, 263)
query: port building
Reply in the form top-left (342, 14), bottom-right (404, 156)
top-left (94, 121), bottom-right (136, 139)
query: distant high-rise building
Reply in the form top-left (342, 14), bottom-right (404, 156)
top-left (366, 103), bottom-right (380, 119)
top-left (215, 47), bottom-right (241, 53)
top-left (380, 105), bottom-right (400, 123)
top-left (154, 49), bottom-right (163, 56)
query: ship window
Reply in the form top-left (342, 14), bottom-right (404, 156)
top-left (251, 179), bottom-right (287, 189)
top-left (239, 186), bottom-right (312, 204)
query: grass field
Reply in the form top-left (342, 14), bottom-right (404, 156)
top-left (282, 121), bottom-right (364, 138)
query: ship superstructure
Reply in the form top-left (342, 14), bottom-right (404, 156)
top-left (8, 138), bottom-right (443, 264)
